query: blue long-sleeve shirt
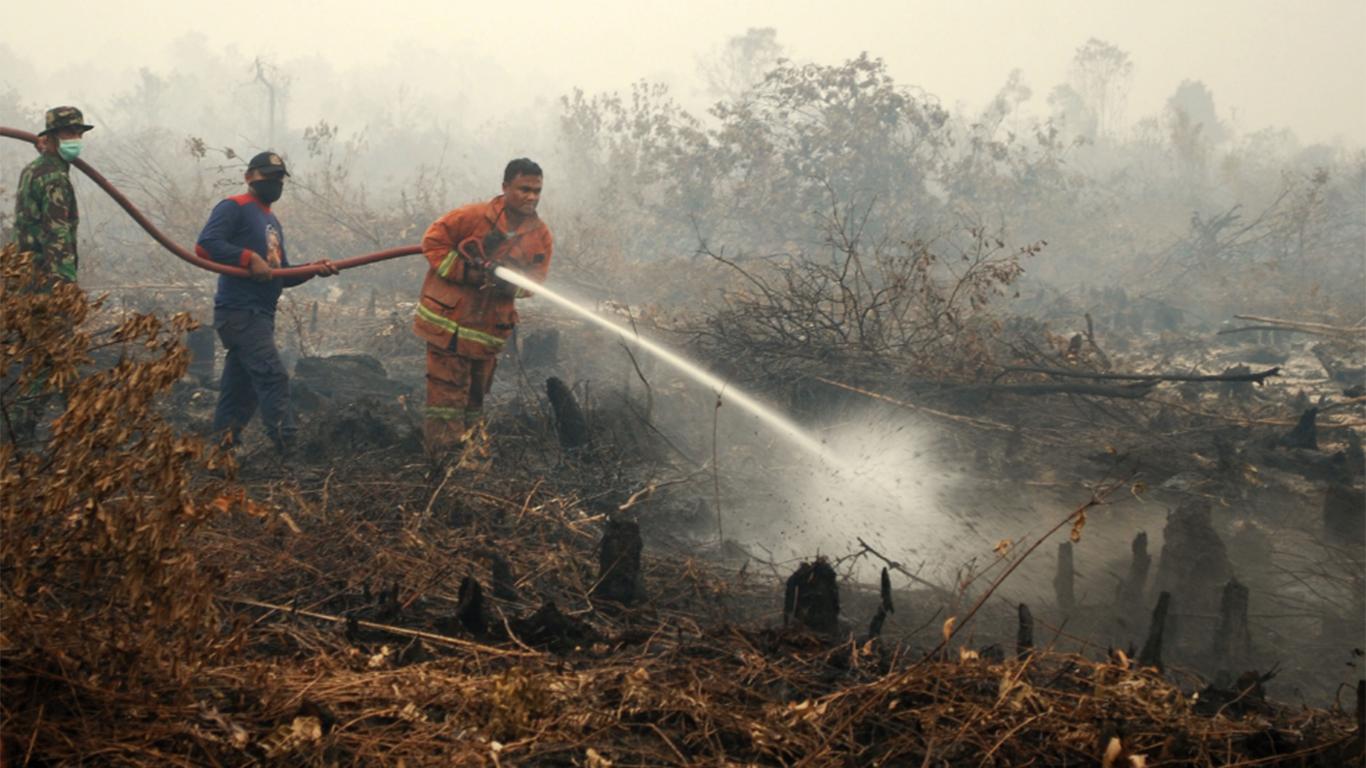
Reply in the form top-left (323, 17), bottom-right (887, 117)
top-left (195, 193), bottom-right (308, 314)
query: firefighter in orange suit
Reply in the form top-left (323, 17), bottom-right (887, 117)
top-left (413, 158), bottom-right (552, 455)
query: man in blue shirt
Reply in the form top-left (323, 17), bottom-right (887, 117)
top-left (195, 151), bottom-right (337, 455)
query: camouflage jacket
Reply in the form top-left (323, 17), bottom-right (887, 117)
top-left (12, 153), bottom-right (79, 284)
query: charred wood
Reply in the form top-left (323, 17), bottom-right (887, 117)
top-left (784, 559), bottom-right (840, 635)
top-left (1278, 407), bottom-right (1319, 450)
top-left (1017, 603), bottom-right (1034, 658)
top-left (1323, 480), bottom-right (1366, 544)
top-left (546, 376), bottom-right (590, 450)
top-left (998, 365), bottom-right (1280, 384)
top-left (1139, 592), bottom-right (1171, 670)
top-left (1054, 541), bottom-right (1076, 613)
top-left (510, 601), bottom-right (600, 652)
top-left (592, 516), bottom-right (644, 606)
top-left (456, 576), bottom-right (487, 636)
top-left (1210, 579), bottom-right (1253, 672)
top-left (867, 568), bottom-right (895, 640)
top-left (1155, 499), bottom-right (1233, 646)
top-left (970, 381), bottom-right (1158, 399)
top-left (1116, 531), bottom-right (1150, 609)
top-left (489, 553), bottom-right (518, 601)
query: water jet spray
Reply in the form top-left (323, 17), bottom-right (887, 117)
top-left (0, 125), bottom-right (852, 474)
top-left (493, 266), bottom-right (852, 473)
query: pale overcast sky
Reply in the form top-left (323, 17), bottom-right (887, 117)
top-left (3, 0), bottom-right (1363, 145)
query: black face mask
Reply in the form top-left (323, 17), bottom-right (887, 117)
top-left (249, 178), bottom-right (284, 204)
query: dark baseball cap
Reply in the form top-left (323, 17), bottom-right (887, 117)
top-left (246, 151), bottom-right (290, 177)
top-left (40, 106), bottom-right (95, 136)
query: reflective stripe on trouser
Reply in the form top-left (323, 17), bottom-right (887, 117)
top-left (212, 308), bottom-right (296, 451)
top-left (425, 343), bottom-right (497, 453)
top-left (414, 304), bottom-right (505, 353)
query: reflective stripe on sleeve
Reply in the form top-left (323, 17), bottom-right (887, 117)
top-left (436, 249), bottom-right (459, 278)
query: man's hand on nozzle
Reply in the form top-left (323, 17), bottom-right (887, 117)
top-left (246, 251), bottom-right (273, 282)
top-left (314, 259), bottom-right (339, 277)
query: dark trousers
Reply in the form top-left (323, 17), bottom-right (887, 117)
top-left (212, 307), bottom-right (295, 451)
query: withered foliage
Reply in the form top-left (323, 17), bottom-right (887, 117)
top-left (697, 221), bottom-right (1041, 383)
top-left (0, 238), bottom-right (1358, 764)
top-left (2, 243), bottom-right (244, 747)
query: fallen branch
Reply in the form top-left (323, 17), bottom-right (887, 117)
top-left (1224, 314), bottom-right (1366, 339)
top-left (224, 597), bottom-right (541, 657)
top-left (966, 381), bottom-right (1159, 399)
top-left (854, 537), bottom-right (950, 596)
top-left (998, 365), bottom-right (1281, 384)
top-left (811, 376), bottom-right (1016, 432)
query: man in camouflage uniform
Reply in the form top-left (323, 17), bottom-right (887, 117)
top-left (11, 106), bottom-right (94, 288)
top-left (3, 107), bottom-right (93, 444)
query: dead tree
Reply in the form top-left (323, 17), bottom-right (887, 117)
top-left (1139, 591), bottom-right (1172, 669)
top-left (1054, 541), bottom-right (1076, 613)
top-left (1210, 578), bottom-right (1253, 671)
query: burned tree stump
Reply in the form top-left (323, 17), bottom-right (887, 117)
top-left (592, 516), bottom-right (644, 606)
top-left (1345, 430), bottom-right (1365, 479)
top-left (490, 553), bottom-right (518, 601)
top-left (292, 354), bottom-right (410, 404)
top-left (1279, 407), bottom-right (1319, 450)
top-left (1139, 591), bottom-right (1171, 669)
top-left (521, 329), bottom-right (561, 368)
top-left (187, 326), bottom-right (215, 384)
top-left (367, 287), bottom-right (377, 318)
top-left (1219, 365), bottom-right (1254, 399)
top-left (546, 376), bottom-right (590, 450)
top-left (784, 559), bottom-right (840, 635)
top-left (1155, 499), bottom-right (1233, 646)
top-left (1117, 531), bottom-right (1151, 609)
top-left (1214, 432), bottom-right (1242, 476)
top-left (1054, 541), bottom-right (1076, 613)
top-left (1323, 480), bottom-right (1366, 544)
top-left (510, 601), bottom-right (599, 653)
top-left (1017, 603), bottom-right (1034, 658)
top-left (456, 575), bottom-right (487, 636)
top-left (1210, 578), bottom-right (1253, 670)
top-left (866, 567), bottom-right (895, 639)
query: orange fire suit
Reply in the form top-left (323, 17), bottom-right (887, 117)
top-left (413, 195), bottom-right (552, 453)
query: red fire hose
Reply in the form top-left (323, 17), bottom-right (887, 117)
top-left (1, 125), bottom-right (422, 279)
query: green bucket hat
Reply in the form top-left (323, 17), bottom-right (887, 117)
top-left (39, 105), bottom-right (95, 136)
